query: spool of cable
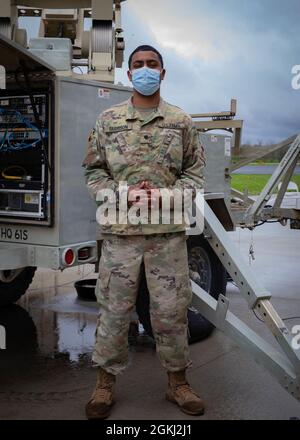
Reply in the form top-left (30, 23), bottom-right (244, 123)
top-left (0, 18), bottom-right (11, 39)
top-left (92, 20), bottom-right (113, 53)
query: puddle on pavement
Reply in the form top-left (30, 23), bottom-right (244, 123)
top-left (0, 265), bottom-right (154, 371)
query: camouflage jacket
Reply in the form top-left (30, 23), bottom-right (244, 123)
top-left (81, 97), bottom-right (206, 235)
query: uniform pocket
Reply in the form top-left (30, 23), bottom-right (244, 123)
top-left (114, 130), bottom-right (141, 164)
top-left (104, 129), bottom-right (134, 169)
top-left (95, 266), bottom-right (111, 303)
top-left (156, 129), bottom-right (183, 172)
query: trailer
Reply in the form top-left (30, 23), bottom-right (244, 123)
top-left (139, 103), bottom-right (300, 402)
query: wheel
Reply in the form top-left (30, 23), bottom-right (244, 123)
top-left (187, 234), bottom-right (227, 301)
top-left (135, 234), bottom-right (227, 344)
top-left (186, 234), bottom-right (227, 343)
top-left (0, 267), bottom-right (37, 307)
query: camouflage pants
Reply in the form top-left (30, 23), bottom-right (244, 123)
top-left (92, 232), bottom-right (193, 375)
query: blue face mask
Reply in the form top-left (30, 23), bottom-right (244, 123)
top-left (131, 67), bottom-right (161, 96)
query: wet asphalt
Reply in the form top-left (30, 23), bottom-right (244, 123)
top-left (0, 222), bottom-right (300, 420)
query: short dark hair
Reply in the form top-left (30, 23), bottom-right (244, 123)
top-left (128, 45), bottom-right (164, 69)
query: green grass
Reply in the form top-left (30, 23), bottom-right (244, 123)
top-left (231, 174), bottom-right (300, 195)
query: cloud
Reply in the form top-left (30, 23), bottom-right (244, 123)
top-left (125, 0), bottom-right (237, 65)
top-left (118, 0), bottom-right (300, 143)
top-left (18, 0), bottom-right (300, 144)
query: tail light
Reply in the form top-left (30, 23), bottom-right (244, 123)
top-left (78, 247), bottom-right (91, 261)
top-left (62, 248), bottom-right (75, 266)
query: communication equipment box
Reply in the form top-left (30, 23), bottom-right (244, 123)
top-left (0, 34), bottom-right (131, 250)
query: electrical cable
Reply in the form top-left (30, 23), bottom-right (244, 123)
top-left (252, 312), bottom-right (300, 324)
top-left (0, 107), bottom-right (48, 151)
top-left (0, 127), bottom-right (8, 149)
top-left (18, 62), bottom-right (52, 175)
top-left (252, 219), bottom-right (281, 228)
top-left (253, 310), bottom-right (265, 323)
top-left (1, 165), bottom-right (27, 180)
top-left (282, 316), bottom-right (300, 322)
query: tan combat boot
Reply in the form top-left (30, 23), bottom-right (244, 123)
top-left (166, 370), bottom-right (205, 416)
top-left (85, 367), bottom-right (116, 420)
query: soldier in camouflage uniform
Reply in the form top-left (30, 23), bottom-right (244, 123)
top-left (82, 45), bottom-right (206, 419)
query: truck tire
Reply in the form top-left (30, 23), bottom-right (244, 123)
top-left (186, 234), bottom-right (227, 342)
top-left (0, 267), bottom-right (37, 307)
top-left (135, 234), bottom-right (227, 344)
top-left (187, 234), bottom-right (227, 301)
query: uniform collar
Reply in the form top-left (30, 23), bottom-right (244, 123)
top-left (125, 96), bottom-right (166, 123)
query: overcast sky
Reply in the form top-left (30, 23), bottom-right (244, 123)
top-left (21, 0), bottom-right (300, 144)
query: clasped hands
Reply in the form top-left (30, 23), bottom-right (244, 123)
top-left (127, 181), bottom-right (161, 209)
